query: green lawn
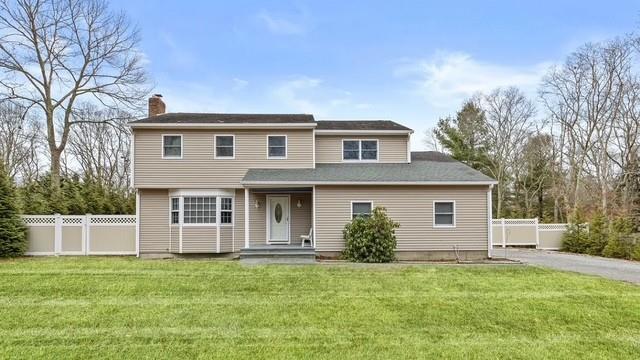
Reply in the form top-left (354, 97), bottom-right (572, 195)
top-left (0, 258), bottom-right (639, 359)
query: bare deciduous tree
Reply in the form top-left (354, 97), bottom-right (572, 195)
top-left (0, 100), bottom-right (43, 181)
top-left (0, 0), bottom-right (149, 190)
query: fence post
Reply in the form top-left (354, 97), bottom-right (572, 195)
top-left (501, 218), bottom-right (506, 248)
top-left (54, 213), bottom-right (62, 256)
top-left (85, 214), bottom-right (92, 255)
top-left (534, 217), bottom-right (540, 249)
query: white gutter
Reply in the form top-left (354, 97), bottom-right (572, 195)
top-left (128, 123), bottom-right (317, 129)
top-left (315, 129), bottom-right (413, 135)
top-left (241, 180), bottom-right (499, 186)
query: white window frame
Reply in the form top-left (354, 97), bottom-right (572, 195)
top-left (342, 139), bottom-right (379, 162)
top-left (267, 134), bottom-right (288, 159)
top-left (167, 194), bottom-right (235, 227)
top-left (219, 196), bottom-right (234, 225)
top-left (351, 201), bottom-right (373, 219)
top-left (170, 197), bottom-right (180, 224)
top-left (162, 134), bottom-right (183, 159)
top-left (433, 200), bottom-right (456, 228)
top-left (214, 134), bottom-right (235, 159)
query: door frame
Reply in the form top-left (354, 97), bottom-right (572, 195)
top-left (265, 194), bottom-right (291, 244)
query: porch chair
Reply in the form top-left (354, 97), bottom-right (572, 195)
top-left (300, 228), bottom-right (313, 248)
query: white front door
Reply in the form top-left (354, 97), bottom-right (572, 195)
top-left (267, 195), bottom-right (290, 244)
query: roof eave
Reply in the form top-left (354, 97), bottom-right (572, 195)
top-left (241, 180), bottom-right (498, 186)
top-left (128, 122), bottom-right (318, 129)
top-left (315, 129), bottom-right (413, 135)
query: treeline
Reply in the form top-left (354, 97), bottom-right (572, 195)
top-left (426, 35), bottom-right (640, 225)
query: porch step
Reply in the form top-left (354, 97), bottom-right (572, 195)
top-left (240, 246), bottom-right (316, 264)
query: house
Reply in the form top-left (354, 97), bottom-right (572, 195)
top-left (129, 95), bottom-right (497, 260)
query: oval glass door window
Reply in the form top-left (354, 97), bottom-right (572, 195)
top-left (275, 203), bottom-right (283, 223)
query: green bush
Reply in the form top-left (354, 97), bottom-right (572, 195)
top-left (0, 164), bottom-right (27, 257)
top-left (602, 217), bottom-right (636, 260)
top-left (585, 212), bottom-right (607, 256)
top-left (343, 206), bottom-right (399, 263)
top-left (561, 212), bottom-right (589, 254)
top-left (631, 243), bottom-right (640, 261)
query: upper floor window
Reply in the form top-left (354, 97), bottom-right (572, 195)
top-left (215, 135), bottom-right (235, 159)
top-left (268, 135), bottom-right (287, 159)
top-left (433, 201), bottom-right (455, 227)
top-left (351, 201), bottom-right (373, 219)
top-left (343, 139), bottom-right (378, 161)
top-left (163, 135), bottom-right (182, 159)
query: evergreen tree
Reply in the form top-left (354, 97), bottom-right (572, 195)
top-left (0, 164), bottom-right (27, 257)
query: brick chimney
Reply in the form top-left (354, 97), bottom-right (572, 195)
top-left (148, 94), bottom-right (166, 117)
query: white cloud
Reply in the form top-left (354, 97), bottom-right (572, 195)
top-left (270, 76), bottom-right (323, 114)
top-left (394, 51), bottom-right (552, 109)
top-left (232, 78), bottom-right (249, 91)
top-left (256, 10), bottom-right (306, 35)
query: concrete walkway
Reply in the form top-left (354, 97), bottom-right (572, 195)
top-left (495, 248), bottom-right (640, 285)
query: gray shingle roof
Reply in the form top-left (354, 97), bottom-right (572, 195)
top-left (130, 113), bottom-right (315, 124)
top-left (242, 152), bottom-right (496, 184)
top-left (316, 120), bottom-right (412, 131)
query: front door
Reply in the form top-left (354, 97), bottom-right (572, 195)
top-left (267, 195), bottom-right (290, 244)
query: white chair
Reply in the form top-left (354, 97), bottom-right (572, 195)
top-left (300, 228), bottom-right (313, 247)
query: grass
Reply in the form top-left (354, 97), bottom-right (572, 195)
top-left (0, 258), bottom-right (639, 359)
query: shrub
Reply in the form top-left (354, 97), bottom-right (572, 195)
top-left (561, 212), bottom-right (589, 254)
top-left (632, 243), bottom-right (640, 261)
top-left (0, 164), bottom-right (27, 257)
top-left (343, 206), bottom-right (399, 263)
top-left (585, 211), bottom-right (607, 256)
top-left (602, 217), bottom-right (636, 260)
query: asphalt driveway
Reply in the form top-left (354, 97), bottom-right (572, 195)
top-left (494, 248), bottom-right (640, 285)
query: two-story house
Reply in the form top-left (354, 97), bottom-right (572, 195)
top-left (130, 95), bottom-right (497, 260)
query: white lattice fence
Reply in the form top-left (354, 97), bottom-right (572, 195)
top-left (22, 214), bottom-right (137, 256)
top-left (491, 218), bottom-right (569, 250)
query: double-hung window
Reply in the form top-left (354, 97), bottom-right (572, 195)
top-left (215, 135), bottom-right (234, 159)
top-left (268, 135), bottom-right (287, 158)
top-left (342, 139), bottom-right (378, 161)
top-left (163, 135), bottom-right (182, 159)
top-left (220, 197), bottom-right (233, 224)
top-left (433, 201), bottom-right (455, 227)
top-left (183, 196), bottom-right (216, 224)
top-left (170, 198), bottom-right (180, 224)
top-left (351, 201), bottom-right (373, 219)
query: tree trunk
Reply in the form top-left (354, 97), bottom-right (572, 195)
top-left (538, 190), bottom-right (544, 220)
top-left (50, 147), bottom-right (62, 190)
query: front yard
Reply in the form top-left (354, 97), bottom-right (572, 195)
top-left (0, 258), bottom-right (639, 359)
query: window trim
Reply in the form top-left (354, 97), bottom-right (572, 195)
top-left (267, 134), bottom-right (288, 159)
top-left (168, 195), bottom-right (235, 227)
top-left (433, 200), bottom-right (456, 228)
top-left (162, 134), bottom-right (183, 159)
top-left (214, 134), bottom-right (235, 159)
top-left (351, 201), bottom-right (373, 219)
top-left (342, 139), bottom-right (379, 162)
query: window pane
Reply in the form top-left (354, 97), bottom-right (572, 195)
top-left (361, 150), bottom-right (377, 160)
top-left (164, 136), bottom-right (181, 146)
top-left (216, 146), bottom-right (233, 157)
top-left (343, 150), bottom-right (359, 160)
top-left (268, 146), bottom-right (285, 157)
top-left (268, 136), bottom-right (286, 147)
top-left (221, 198), bottom-right (232, 210)
top-left (435, 202), bottom-right (454, 213)
top-left (221, 212), bottom-right (232, 224)
top-left (361, 141), bottom-right (377, 150)
top-left (343, 140), bottom-right (358, 150)
top-left (216, 136), bottom-right (233, 146)
top-left (183, 196), bottom-right (216, 223)
top-left (435, 214), bottom-right (454, 225)
top-left (171, 212), bottom-right (179, 224)
top-left (171, 198), bottom-right (179, 211)
top-left (164, 146), bottom-right (181, 157)
top-left (352, 202), bottom-right (372, 217)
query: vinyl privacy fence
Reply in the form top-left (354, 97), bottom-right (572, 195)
top-left (492, 218), bottom-right (569, 250)
top-left (23, 214), bottom-right (136, 256)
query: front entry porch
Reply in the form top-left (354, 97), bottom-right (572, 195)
top-left (242, 187), bottom-right (314, 250)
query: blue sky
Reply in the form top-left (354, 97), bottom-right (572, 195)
top-left (113, 0), bottom-right (639, 148)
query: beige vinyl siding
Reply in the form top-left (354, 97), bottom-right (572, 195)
top-left (134, 129), bottom-right (313, 188)
top-left (290, 193), bottom-right (312, 245)
top-left (315, 185), bottom-right (489, 252)
top-left (181, 227), bottom-right (217, 253)
top-left (169, 225), bottom-right (179, 253)
top-left (315, 135), bottom-right (409, 163)
top-left (248, 192), bottom-right (267, 246)
top-left (220, 227), bottom-right (234, 253)
top-left (139, 189), bottom-right (170, 253)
